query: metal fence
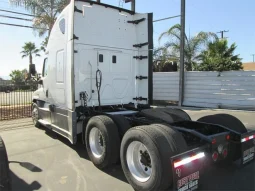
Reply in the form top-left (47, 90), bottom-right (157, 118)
top-left (153, 71), bottom-right (255, 109)
top-left (0, 82), bottom-right (36, 120)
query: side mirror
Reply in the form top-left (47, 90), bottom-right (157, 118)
top-left (29, 64), bottom-right (36, 76)
top-left (38, 79), bottom-right (43, 85)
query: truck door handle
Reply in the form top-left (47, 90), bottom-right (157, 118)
top-left (46, 90), bottom-right (49, 98)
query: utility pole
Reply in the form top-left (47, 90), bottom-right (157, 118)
top-left (179, 0), bottom-right (185, 106)
top-left (252, 54), bottom-right (255, 62)
top-left (131, 0), bottom-right (135, 12)
top-left (124, 0), bottom-right (135, 12)
top-left (217, 30), bottom-right (229, 39)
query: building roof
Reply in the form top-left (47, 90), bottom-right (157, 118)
top-left (242, 62), bottom-right (255, 71)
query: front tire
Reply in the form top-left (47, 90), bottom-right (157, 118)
top-left (32, 103), bottom-right (40, 127)
top-left (85, 115), bottom-right (120, 169)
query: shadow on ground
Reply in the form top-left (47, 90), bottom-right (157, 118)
top-left (10, 168), bottom-right (42, 191)
top-left (43, 128), bottom-right (129, 184)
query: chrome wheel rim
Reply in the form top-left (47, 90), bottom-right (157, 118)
top-left (126, 141), bottom-right (152, 182)
top-left (32, 107), bottom-right (38, 124)
top-left (89, 127), bottom-right (104, 158)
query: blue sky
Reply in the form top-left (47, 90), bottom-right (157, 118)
top-left (0, 0), bottom-right (254, 79)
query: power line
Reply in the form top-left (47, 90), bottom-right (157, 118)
top-left (153, 15), bottom-right (181, 23)
top-left (217, 30), bottom-right (229, 39)
top-left (0, 14), bottom-right (32, 21)
top-left (0, 22), bottom-right (48, 30)
top-left (0, 9), bottom-right (34, 17)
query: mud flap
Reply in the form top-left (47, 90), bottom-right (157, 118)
top-left (241, 131), bottom-right (255, 165)
top-left (171, 145), bottom-right (208, 191)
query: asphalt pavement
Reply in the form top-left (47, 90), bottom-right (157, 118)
top-left (0, 108), bottom-right (255, 191)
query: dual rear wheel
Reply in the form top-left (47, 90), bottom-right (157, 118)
top-left (85, 115), bottom-right (187, 191)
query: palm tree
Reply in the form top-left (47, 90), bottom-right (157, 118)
top-left (159, 24), bottom-right (218, 71)
top-left (197, 39), bottom-right (243, 72)
top-left (9, 0), bottom-right (69, 37)
top-left (21, 42), bottom-right (40, 66)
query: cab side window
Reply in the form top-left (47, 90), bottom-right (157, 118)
top-left (42, 58), bottom-right (48, 77)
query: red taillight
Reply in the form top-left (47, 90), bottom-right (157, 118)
top-left (212, 138), bottom-right (217, 144)
top-left (222, 149), bottom-right (228, 158)
top-left (212, 152), bottom-right (219, 162)
top-left (226, 135), bottom-right (230, 140)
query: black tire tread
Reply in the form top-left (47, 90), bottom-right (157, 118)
top-left (151, 124), bottom-right (188, 153)
top-left (0, 136), bottom-right (11, 191)
top-left (164, 108), bottom-right (191, 121)
top-left (197, 114), bottom-right (247, 133)
top-left (85, 115), bottom-right (120, 169)
top-left (122, 125), bottom-right (179, 191)
top-left (109, 115), bottom-right (131, 138)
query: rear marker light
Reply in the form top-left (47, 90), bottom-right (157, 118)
top-left (241, 135), bottom-right (255, 143)
top-left (212, 138), bottom-right (217, 144)
top-left (223, 149), bottom-right (228, 158)
top-left (174, 152), bottom-right (205, 168)
top-left (212, 152), bottom-right (219, 162)
top-left (226, 135), bottom-right (230, 140)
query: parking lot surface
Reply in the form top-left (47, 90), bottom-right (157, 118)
top-left (0, 108), bottom-right (255, 191)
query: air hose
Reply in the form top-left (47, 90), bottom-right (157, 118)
top-left (96, 69), bottom-right (102, 110)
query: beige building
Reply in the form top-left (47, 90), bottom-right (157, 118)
top-left (242, 62), bottom-right (255, 70)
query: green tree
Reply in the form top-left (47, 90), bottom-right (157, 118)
top-left (21, 42), bottom-right (40, 66)
top-left (153, 47), bottom-right (179, 72)
top-left (40, 36), bottom-right (49, 52)
top-left (197, 39), bottom-right (243, 72)
top-left (159, 24), bottom-right (218, 71)
top-left (9, 0), bottom-right (69, 37)
top-left (9, 70), bottom-right (27, 85)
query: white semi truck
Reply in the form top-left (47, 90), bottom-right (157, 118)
top-left (30, 1), bottom-right (255, 190)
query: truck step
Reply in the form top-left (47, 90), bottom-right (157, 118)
top-left (38, 119), bottom-right (51, 127)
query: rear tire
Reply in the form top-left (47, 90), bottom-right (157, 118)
top-left (164, 108), bottom-right (191, 121)
top-left (85, 115), bottom-right (120, 169)
top-left (197, 114), bottom-right (247, 133)
top-left (197, 114), bottom-right (247, 162)
top-left (121, 125), bottom-right (187, 191)
top-left (151, 124), bottom-right (188, 153)
top-left (0, 136), bottom-right (11, 191)
top-left (109, 115), bottom-right (131, 138)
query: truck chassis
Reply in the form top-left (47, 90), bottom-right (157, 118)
top-left (32, 102), bottom-right (255, 191)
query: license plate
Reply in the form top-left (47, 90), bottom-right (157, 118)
top-left (243, 146), bottom-right (255, 164)
top-left (177, 171), bottom-right (199, 191)
top-left (171, 146), bottom-right (207, 191)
